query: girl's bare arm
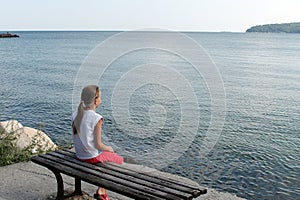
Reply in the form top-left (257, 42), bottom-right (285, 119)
top-left (94, 119), bottom-right (114, 152)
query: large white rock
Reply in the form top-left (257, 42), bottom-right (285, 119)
top-left (0, 120), bottom-right (23, 136)
top-left (0, 120), bottom-right (57, 153)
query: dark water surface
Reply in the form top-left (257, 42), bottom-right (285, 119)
top-left (0, 31), bottom-right (299, 199)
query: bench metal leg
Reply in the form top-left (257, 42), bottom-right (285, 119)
top-left (51, 168), bottom-right (82, 199)
top-left (75, 177), bottom-right (83, 195)
top-left (63, 177), bottom-right (83, 198)
top-left (52, 170), bottom-right (64, 200)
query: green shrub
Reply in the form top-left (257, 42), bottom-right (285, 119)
top-left (0, 126), bottom-right (56, 166)
top-left (0, 132), bottom-right (33, 166)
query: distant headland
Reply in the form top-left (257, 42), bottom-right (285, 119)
top-left (246, 22), bottom-right (300, 33)
top-left (0, 32), bottom-right (19, 38)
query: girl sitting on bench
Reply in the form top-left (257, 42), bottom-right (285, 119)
top-left (72, 85), bottom-right (123, 200)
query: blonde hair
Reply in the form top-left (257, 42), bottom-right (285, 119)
top-left (72, 85), bottom-right (99, 134)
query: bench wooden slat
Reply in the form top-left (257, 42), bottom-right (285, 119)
top-left (37, 154), bottom-right (186, 200)
top-left (58, 149), bottom-right (205, 197)
top-left (46, 151), bottom-right (193, 199)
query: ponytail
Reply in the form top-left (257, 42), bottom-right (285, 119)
top-left (72, 101), bottom-right (85, 134)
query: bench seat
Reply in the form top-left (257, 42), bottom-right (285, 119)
top-left (31, 149), bottom-right (207, 200)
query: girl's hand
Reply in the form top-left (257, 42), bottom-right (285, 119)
top-left (107, 146), bottom-right (114, 153)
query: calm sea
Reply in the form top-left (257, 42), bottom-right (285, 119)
top-left (0, 31), bottom-right (299, 199)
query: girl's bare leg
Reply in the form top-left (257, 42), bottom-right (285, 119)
top-left (97, 187), bottom-right (106, 194)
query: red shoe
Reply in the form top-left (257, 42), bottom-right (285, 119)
top-left (94, 193), bottom-right (110, 200)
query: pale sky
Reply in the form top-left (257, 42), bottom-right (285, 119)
top-left (1, 0), bottom-right (299, 32)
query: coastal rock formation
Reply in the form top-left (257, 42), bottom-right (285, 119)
top-left (246, 22), bottom-right (300, 33)
top-left (0, 32), bottom-right (19, 38)
top-left (0, 120), bottom-right (57, 153)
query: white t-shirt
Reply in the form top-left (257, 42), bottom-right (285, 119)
top-left (72, 110), bottom-right (103, 159)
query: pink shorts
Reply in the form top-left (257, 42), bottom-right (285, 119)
top-left (79, 151), bottom-right (123, 165)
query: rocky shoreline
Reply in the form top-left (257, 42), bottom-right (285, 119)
top-left (0, 120), bottom-right (245, 200)
top-left (246, 22), bottom-right (300, 33)
top-left (0, 32), bottom-right (19, 38)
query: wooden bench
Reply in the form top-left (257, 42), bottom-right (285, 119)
top-left (31, 149), bottom-right (207, 200)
